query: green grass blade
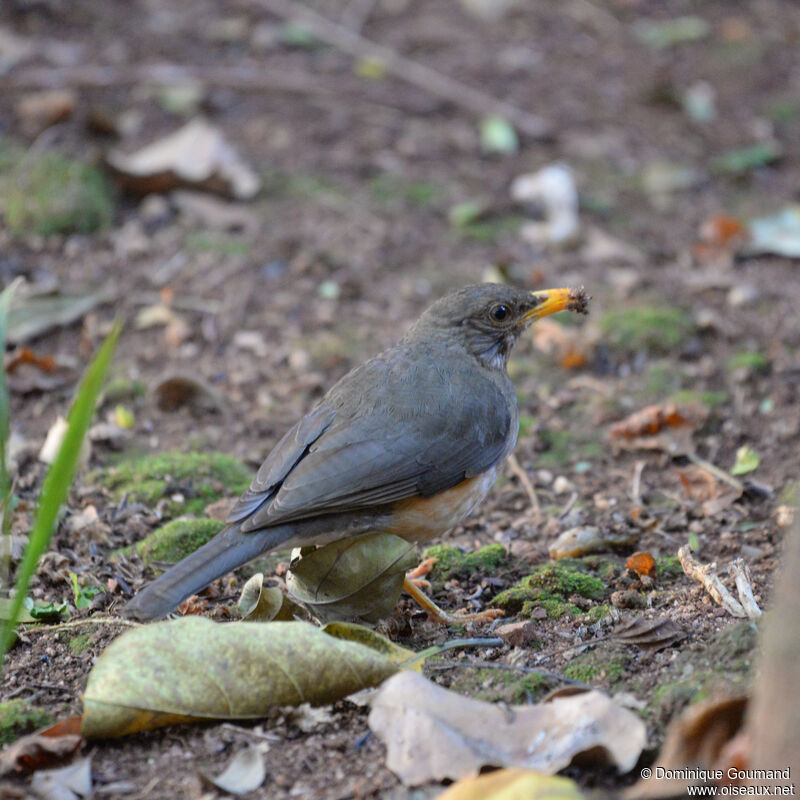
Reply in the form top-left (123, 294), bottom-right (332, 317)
top-left (0, 279), bottom-right (23, 523)
top-left (0, 321), bottom-right (122, 665)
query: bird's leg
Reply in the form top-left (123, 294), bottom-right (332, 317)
top-left (402, 576), bottom-right (504, 625)
top-left (406, 557), bottom-right (439, 591)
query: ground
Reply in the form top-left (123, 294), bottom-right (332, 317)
top-left (0, 0), bottom-right (799, 797)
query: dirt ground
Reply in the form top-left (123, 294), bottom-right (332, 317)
top-left (1, 0), bottom-right (799, 797)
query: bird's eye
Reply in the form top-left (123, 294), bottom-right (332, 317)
top-left (490, 304), bottom-right (510, 323)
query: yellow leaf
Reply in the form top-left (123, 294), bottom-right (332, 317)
top-left (81, 618), bottom-right (403, 738)
top-left (436, 768), bottom-right (585, 800)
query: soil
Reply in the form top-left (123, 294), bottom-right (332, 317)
top-left (1, 0), bottom-right (799, 797)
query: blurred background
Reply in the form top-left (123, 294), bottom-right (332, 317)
top-left (0, 1), bottom-right (799, 792)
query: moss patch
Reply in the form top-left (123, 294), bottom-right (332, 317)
top-left (0, 700), bottom-right (52, 746)
top-left (563, 650), bottom-right (627, 685)
top-left (656, 555), bottom-right (683, 581)
top-left (94, 451), bottom-right (251, 516)
top-left (0, 139), bottom-right (114, 236)
top-left (534, 428), bottom-right (603, 468)
top-left (422, 544), bottom-right (508, 581)
top-left (443, 666), bottom-right (549, 704)
top-left (600, 305), bottom-right (695, 355)
top-left (492, 561), bottom-right (606, 619)
top-left (69, 632), bottom-right (91, 655)
top-left (727, 350), bottom-right (770, 373)
top-left (118, 517), bottom-right (225, 566)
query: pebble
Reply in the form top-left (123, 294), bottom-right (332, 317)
top-left (727, 284), bottom-right (760, 308)
top-left (553, 475), bottom-right (574, 495)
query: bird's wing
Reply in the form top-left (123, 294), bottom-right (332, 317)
top-left (232, 352), bottom-right (514, 532)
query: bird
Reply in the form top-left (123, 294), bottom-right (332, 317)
top-left (123, 283), bottom-right (589, 622)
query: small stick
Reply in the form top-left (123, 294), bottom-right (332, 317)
top-left (21, 616), bottom-right (140, 634)
top-left (678, 545), bottom-right (747, 618)
top-left (241, 0), bottom-right (551, 139)
top-left (630, 460), bottom-right (645, 504)
top-left (507, 454), bottom-right (540, 520)
top-left (729, 559), bottom-right (762, 619)
top-left (687, 452), bottom-right (744, 492)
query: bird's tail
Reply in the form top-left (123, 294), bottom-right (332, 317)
top-left (121, 522), bottom-right (295, 621)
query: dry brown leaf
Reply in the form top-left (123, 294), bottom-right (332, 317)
top-left (608, 402), bottom-right (708, 456)
top-left (368, 672), bottom-right (646, 786)
top-left (625, 551), bottom-right (656, 579)
top-left (612, 616), bottom-right (686, 650)
top-left (0, 730), bottom-right (82, 777)
top-left (107, 118), bottom-right (260, 200)
top-left (237, 573), bottom-right (300, 622)
top-left (152, 375), bottom-right (227, 414)
top-left (626, 696), bottom-right (747, 798)
top-left (436, 768), bottom-right (586, 800)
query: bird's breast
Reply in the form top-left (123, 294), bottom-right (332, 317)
top-left (385, 464), bottom-right (502, 543)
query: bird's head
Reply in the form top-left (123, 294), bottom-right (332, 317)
top-left (406, 283), bottom-right (589, 370)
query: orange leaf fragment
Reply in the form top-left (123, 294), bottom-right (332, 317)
top-left (4, 348), bottom-right (58, 374)
top-left (626, 551), bottom-right (656, 579)
top-left (699, 214), bottom-right (746, 248)
top-left (609, 403), bottom-right (691, 439)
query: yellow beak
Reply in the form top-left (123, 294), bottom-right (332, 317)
top-left (524, 287), bottom-right (589, 321)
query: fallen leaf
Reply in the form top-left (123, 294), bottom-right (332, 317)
top-left (437, 769), bottom-right (586, 800)
top-left (532, 320), bottom-right (594, 370)
top-left (626, 696), bottom-right (747, 798)
top-left (7, 291), bottom-right (110, 345)
top-left (30, 756), bottom-right (91, 800)
top-left (480, 115), bottom-right (518, 155)
top-left (152, 375), bottom-right (227, 414)
top-left (0, 730), bottom-right (82, 777)
top-left (549, 526), bottom-right (636, 559)
top-left (237, 574), bottom-right (299, 622)
top-left (321, 621), bottom-right (418, 667)
top-left (201, 746), bottom-right (265, 795)
top-left (626, 552), bottom-right (656, 579)
top-left (368, 672), bottom-right (646, 786)
top-left (746, 205), bottom-right (800, 259)
top-left (731, 445), bottom-right (759, 476)
top-left (39, 417), bottom-right (90, 469)
top-left (608, 403), bottom-right (707, 456)
top-left (80, 618), bottom-right (409, 737)
top-left (612, 616), bottom-right (686, 650)
top-left (699, 214), bottom-right (747, 249)
top-left (286, 533), bottom-right (417, 624)
top-left (106, 118), bottom-right (261, 200)
top-left (15, 89), bottom-right (76, 135)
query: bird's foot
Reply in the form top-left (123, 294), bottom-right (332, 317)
top-left (406, 557), bottom-right (439, 591)
top-left (402, 577), bottom-right (504, 626)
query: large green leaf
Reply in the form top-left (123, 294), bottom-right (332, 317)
top-left (81, 618), bottom-right (405, 738)
top-left (286, 533), bottom-right (417, 623)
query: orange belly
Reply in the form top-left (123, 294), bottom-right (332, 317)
top-left (385, 467), bottom-right (499, 543)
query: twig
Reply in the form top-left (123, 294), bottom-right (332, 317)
top-left (729, 559), bottom-right (762, 619)
top-left (21, 616), bottom-right (140, 633)
top-left (687, 452), bottom-right (744, 493)
top-left (678, 545), bottom-right (754, 619)
top-left (630, 460), bottom-right (645, 504)
top-left (559, 491), bottom-right (578, 519)
top-left (240, 0), bottom-right (551, 139)
top-left (506, 454), bottom-right (540, 520)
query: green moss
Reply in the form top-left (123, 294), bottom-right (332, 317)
top-left (456, 215), bottom-right (524, 243)
top-left (670, 389), bottom-right (729, 409)
top-left (443, 667), bottom-right (548, 704)
top-left (93, 451), bottom-right (251, 516)
top-left (493, 561), bottom-right (605, 619)
top-left (369, 173), bottom-right (439, 208)
top-left (600, 306), bottom-right (695, 355)
top-left (69, 633), bottom-right (91, 654)
top-left (534, 428), bottom-right (603, 468)
top-left (656, 555), bottom-right (683, 581)
top-left (102, 377), bottom-right (146, 404)
top-left (184, 231), bottom-right (251, 257)
top-left (118, 517), bottom-right (225, 566)
top-left (564, 651), bottom-right (627, 684)
top-left (422, 544), bottom-right (508, 580)
top-left (585, 603), bottom-right (613, 623)
top-left (727, 351), bottom-right (770, 373)
top-left (510, 673), bottom-right (548, 704)
top-left (0, 700), bottom-right (52, 746)
top-left (0, 142), bottom-right (113, 236)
